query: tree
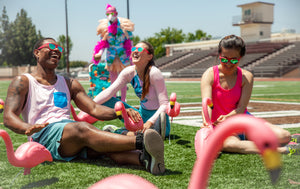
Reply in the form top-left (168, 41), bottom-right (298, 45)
top-left (0, 8), bottom-right (42, 66)
top-left (0, 6), bottom-right (10, 65)
top-left (57, 35), bottom-right (73, 69)
top-left (132, 35), bottom-right (140, 46)
top-left (145, 27), bottom-right (186, 59)
top-left (185, 29), bottom-right (212, 42)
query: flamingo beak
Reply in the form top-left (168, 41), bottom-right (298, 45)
top-left (170, 101), bottom-right (175, 109)
top-left (262, 149), bottom-right (282, 184)
top-left (115, 110), bottom-right (122, 120)
top-left (0, 104), bottom-right (3, 113)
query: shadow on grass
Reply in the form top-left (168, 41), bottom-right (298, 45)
top-left (21, 177), bottom-right (59, 189)
top-left (163, 168), bottom-right (182, 176)
top-left (71, 157), bottom-right (146, 172)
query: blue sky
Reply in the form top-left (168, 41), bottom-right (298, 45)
top-left (1, 0), bottom-right (300, 62)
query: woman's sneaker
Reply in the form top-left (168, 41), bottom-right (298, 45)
top-left (153, 112), bottom-right (166, 140)
top-left (102, 125), bottom-right (119, 132)
top-left (291, 134), bottom-right (300, 143)
top-left (140, 129), bottom-right (165, 175)
top-left (287, 143), bottom-right (300, 155)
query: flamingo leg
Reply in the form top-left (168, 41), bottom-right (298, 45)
top-left (169, 117), bottom-right (173, 144)
top-left (10, 169), bottom-right (23, 187)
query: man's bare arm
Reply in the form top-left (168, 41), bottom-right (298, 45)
top-left (68, 78), bottom-right (118, 120)
top-left (3, 75), bottom-right (32, 134)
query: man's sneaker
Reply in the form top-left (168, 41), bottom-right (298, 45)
top-left (153, 112), bottom-right (166, 140)
top-left (291, 134), bottom-right (300, 143)
top-left (102, 125), bottom-right (118, 132)
top-left (141, 129), bottom-right (165, 175)
top-left (287, 143), bottom-right (300, 155)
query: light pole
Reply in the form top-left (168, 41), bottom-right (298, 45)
top-left (127, 0), bottom-right (130, 19)
top-left (65, 0), bottom-right (70, 75)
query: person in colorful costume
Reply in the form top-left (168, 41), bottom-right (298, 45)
top-left (92, 4), bottom-right (134, 102)
top-left (200, 35), bottom-right (296, 154)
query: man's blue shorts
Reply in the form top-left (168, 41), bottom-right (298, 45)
top-left (31, 119), bottom-right (87, 161)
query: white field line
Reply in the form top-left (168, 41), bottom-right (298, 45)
top-left (172, 102), bottom-right (300, 128)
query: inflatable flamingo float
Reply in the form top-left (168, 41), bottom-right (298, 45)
top-left (194, 97), bottom-right (214, 158)
top-left (88, 115), bottom-right (281, 189)
top-left (70, 104), bottom-right (98, 124)
top-left (0, 129), bottom-right (53, 175)
top-left (114, 101), bottom-right (143, 132)
top-left (166, 92), bottom-right (180, 143)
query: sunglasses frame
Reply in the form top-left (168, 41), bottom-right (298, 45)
top-left (131, 46), bottom-right (150, 54)
top-left (37, 43), bottom-right (64, 53)
top-left (219, 56), bottom-right (240, 64)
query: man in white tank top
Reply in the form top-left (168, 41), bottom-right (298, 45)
top-left (3, 38), bottom-right (165, 175)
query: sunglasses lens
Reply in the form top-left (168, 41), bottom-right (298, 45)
top-left (49, 43), bottom-right (56, 50)
top-left (137, 47), bottom-right (143, 52)
top-left (231, 59), bottom-right (239, 64)
top-left (221, 58), bottom-right (228, 63)
top-left (57, 46), bottom-right (63, 53)
top-left (131, 47), bottom-right (136, 51)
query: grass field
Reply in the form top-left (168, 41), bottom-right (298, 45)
top-left (0, 79), bottom-right (300, 188)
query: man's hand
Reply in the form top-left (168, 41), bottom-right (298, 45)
top-left (25, 123), bottom-right (49, 136)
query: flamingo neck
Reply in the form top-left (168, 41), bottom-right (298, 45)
top-left (120, 105), bottom-right (130, 125)
top-left (70, 105), bottom-right (79, 121)
top-left (189, 117), bottom-right (263, 189)
top-left (0, 130), bottom-right (18, 166)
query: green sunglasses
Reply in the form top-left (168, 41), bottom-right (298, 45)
top-left (131, 47), bottom-right (150, 54)
top-left (106, 12), bottom-right (115, 16)
top-left (38, 43), bottom-right (64, 53)
top-left (219, 56), bottom-right (240, 64)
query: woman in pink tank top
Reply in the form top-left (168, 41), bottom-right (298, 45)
top-left (201, 35), bottom-right (292, 154)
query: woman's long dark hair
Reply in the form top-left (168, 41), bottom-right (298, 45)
top-left (140, 41), bottom-right (155, 100)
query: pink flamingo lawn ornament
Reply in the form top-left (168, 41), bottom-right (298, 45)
top-left (70, 104), bottom-right (99, 124)
top-left (0, 129), bottom-right (53, 175)
top-left (88, 173), bottom-right (158, 189)
top-left (0, 98), bottom-right (4, 113)
top-left (189, 114), bottom-right (282, 189)
top-left (194, 97), bottom-right (214, 158)
top-left (114, 101), bottom-right (143, 132)
top-left (87, 115), bottom-right (281, 189)
top-left (166, 92), bottom-right (180, 143)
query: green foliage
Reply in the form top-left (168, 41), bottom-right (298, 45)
top-left (57, 35), bottom-right (73, 69)
top-left (69, 60), bottom-right (89, 68)
top-left (0, 8), bottom-right (42, 66)
top-left (142, 27), bottom-right (212, 59)
top-left (144, 27), bottom-right (185, 59)
top-left (132, 35), bottom-right (140, 46)
top-left (185, 29), bottom-right (212, 42)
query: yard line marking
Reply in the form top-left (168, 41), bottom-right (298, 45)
top-left (173, 110), bottom-right (300, 128)
top-left (251, 93), bottom-right (300, 96)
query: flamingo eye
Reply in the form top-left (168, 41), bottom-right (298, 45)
top-left (264, 142), bottom-right (270, 148)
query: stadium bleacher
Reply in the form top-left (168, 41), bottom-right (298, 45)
top-left (156, 41), bottom-right (300, 78)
